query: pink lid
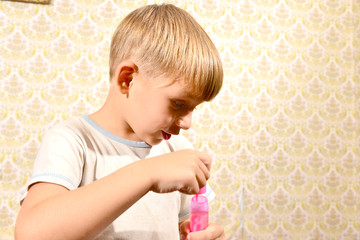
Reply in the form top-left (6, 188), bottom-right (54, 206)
top-left (198, 186), bottom-right (206, 194)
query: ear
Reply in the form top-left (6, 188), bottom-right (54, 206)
top-left (117, 64), bottom-right (136, 94)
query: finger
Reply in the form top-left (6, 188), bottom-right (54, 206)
top-left (179, 174), bottom-right (200, 194)
top-left (194, 151), bottom-right (212, 172)
top-left (198, 159), bottom-right (210, 181)
top-left (188, 223), bottom-right (224, 240)
top-left (179, 220), bottom-right (191, 240)
top-left (207, 223), bottom-right (224, 239)
top-left (195, 167), bottom-right (207, 190)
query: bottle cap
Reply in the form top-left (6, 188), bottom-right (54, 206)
top-left (198, 186), bottom-right (206, 194)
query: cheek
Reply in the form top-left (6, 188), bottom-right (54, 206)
top-left (134, 100), bottom-right (170, 126)
top-left (149, 105), bottom-right (175, 127)
top-left (130, 89), bottom-right (174, 126)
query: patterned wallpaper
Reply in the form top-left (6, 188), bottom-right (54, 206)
top-left (0, 0), bottom-right (359, 239)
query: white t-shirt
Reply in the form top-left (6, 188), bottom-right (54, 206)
top-left (25, 115), bottom-right (215, 240)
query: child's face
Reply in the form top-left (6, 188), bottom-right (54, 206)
top-left (125, 72), bottom-right (203, 145)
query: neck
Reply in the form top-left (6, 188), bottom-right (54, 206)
top-left (89, 86), bottom-right (139, 141)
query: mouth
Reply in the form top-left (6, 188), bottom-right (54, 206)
top-left (162, 131), bottom-right (172, 140)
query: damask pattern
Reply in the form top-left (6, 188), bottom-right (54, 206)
top-left (0, 0), bottom-right (359, 239)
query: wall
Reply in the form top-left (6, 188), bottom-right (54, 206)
top-left (0, 0), bottom-right (359, 239)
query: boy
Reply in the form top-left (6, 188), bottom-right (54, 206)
top-left (15, 3), bottom-right (225, 240)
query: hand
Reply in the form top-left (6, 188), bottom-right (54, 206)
top-left (143, 149), bottom-right (211, 194)
top-left (179, 220), bottom-right (226, 240)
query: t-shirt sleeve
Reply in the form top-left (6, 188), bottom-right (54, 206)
top-left (27, 124), bottom-right (85, 192)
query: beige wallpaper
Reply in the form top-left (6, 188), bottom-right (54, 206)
top-left (0, 0), bottom-right (359, 239)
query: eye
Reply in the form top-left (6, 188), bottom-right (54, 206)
top-left (173, 101), bottom-right (186, 109)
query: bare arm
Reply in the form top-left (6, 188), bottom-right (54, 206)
top-left (15, 159), bottom-right (151, 240)
top-left (15, 149), bottom-right (211, 240)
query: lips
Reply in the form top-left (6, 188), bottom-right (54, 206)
top-left (162, 131), bottom-right (171, 140)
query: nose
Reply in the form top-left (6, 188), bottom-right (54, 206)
top-left (177, 111), bottom-right (192, 130)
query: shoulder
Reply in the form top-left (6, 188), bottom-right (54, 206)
top-left (50, 117), bottom-right (87, 133)
top-left (40, 117), bottom-right (91, 149)
top-left (46, 117), bottom-right (90, 138)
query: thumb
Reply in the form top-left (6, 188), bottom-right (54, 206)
top-left (188, 222), bottom-right (225, 240)
top-left (187, 230), bottom-right (207, 240)
top-left (179, 220), bottom-right (191, 240)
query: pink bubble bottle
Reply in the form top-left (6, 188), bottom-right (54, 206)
top-left (190, 186), bottom-right (209, 232)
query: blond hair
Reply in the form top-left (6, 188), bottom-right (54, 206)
top-left (109, 4), bottom-right (223, 101)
